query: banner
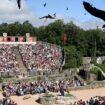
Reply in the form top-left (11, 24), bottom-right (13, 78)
top-left (63, 32), bottom-right (67, 44)
top-left (3, 37), bottom-right (7, 42)
top-left (10, 36), bottom-right (15, 42)
top-left (18, 36), bottom-right (23, 42)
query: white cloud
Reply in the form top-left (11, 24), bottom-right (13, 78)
top-left (46, 15), bottom-right (104, 30)
top-left (79, 19), bottom-right (104, 30)
top-left (58, 15), bottom-right (104, 30)
top-left (0, 0), bottom-right (38, 23)
top-left (0, 0), bottom-right (57, 27)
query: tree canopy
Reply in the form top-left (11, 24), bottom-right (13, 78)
top-left (0, 20), bottom-right (105, 68)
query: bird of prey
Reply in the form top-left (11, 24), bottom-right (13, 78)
top-left (84, 13), bottom-right (86, 15)
top-left (43, 3), bottom-right (46, 7)
top-left (39, 14), bottom-right (55, 19)
top-left (53, 13), bottom-right (56, 17)
top-left (66, 8), bottom-right (69, 11)
top-left (83, 1), bottom-right (105, 27)
top-left (102, 24), bottom-right (105, 28)
top-left (17, 0), bottom-right (21, 9)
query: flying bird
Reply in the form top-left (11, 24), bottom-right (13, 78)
top-left (102, 24), bottom-right (105, 28)
top-left (43, 3), bottom-right (46, 7)
top-left (83, 1), bottom-right (105, 27)
top-left (39, 14), bottom-right (55, 19)
top-left (66, 8), bottom-right (69, 11)
top-left (84, 13), bottom-right (86, 15)
top-left (17, 0), bottom-right (21, 9)
top-left (53, 13), bottom-right (56, 17)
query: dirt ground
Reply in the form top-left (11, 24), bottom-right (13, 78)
top-left (0, 87), bottom-right (105, 105)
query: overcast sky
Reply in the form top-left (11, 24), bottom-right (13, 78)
top-left (0, 0), bottom-right (105, 30)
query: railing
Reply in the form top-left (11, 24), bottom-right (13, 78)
top-left (0, 42), bottom-right (37, 44)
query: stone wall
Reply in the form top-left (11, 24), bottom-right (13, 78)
top-left (39, 95), bottom-right (76, 105)
top-left (69, 81), bottom-right (105, 91)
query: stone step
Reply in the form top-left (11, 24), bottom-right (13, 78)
top-left (14, 47), bottom-right (27, 75)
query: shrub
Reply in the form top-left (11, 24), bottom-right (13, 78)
top-left (90, 67), bottom-right (99, 75)
top-left (0, 77), bottom-right (3, 83)
top-left (95, 64), bottom-right (105, 73)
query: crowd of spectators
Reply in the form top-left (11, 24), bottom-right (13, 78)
top-left (71, 96), bottom-right (105, 105)
top-left (2, 77), bottom-right (85, 97)
top-left (19, 42), bottom-right (63, 72)
top-left (0, 42), bottom-right (63, 75)
top-left (0, 97), bottom-right (17, 105)
top-left (0, 44), bottom-right (19, 74)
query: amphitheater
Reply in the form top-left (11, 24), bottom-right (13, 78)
top-left (0, 42), bottom-right (105, 105)
top-left (0, 41), bottom-right (64, 77)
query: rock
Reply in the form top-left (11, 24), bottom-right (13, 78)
top-left (23, 96), bottom-right (31, 100)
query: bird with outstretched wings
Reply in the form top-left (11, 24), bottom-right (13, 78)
top-left (83, 1), bottom-right (105, 21)
top-left (83, 1), bottom-right (105, 28)
top-left (39, 14), bottom-right (55, 19)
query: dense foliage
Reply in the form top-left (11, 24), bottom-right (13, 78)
top-left (95, 64), bottom-right (105, 73)
top-left (90, 67), bottom-right (99, 75)
top-left (0, 20), bottom-right (105, 68)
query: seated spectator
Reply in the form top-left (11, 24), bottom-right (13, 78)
top-left (75, 96), bottom-right (105, 105)
top-left (0, 97), bottom-right (17, 105)
top-left (2, 77), bottom-right (85, 97)
top-left (19, 42), bottom-right (63, 73)
top-left (0, 44), bottom-right (20, 75)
